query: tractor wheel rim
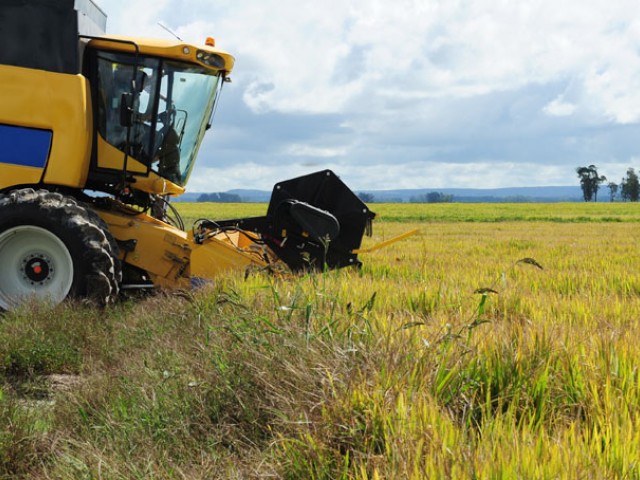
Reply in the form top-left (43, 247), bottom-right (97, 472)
top-left (0, 226), bottom-right (74, 310)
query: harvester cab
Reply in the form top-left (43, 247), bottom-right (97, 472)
top-left (83, 37), bottom-right (233, 198)
top-left (0, 0), bottom-right (382, 311)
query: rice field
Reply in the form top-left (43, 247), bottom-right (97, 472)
top-left (2, 202), bottom-right (640, 478)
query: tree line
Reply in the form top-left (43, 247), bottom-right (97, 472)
top-left (197, 192), bottom-right (242, 202)
top-left (409, 192), bottom-right (454, 203)
top-left (357, 192), bottom-right (454, 203)
top-left (576, 165), bottom-right (640, 202)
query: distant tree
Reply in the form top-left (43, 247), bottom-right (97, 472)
top-left (357, 192), bottom-right (375, 203)
top-left (426, 192), bottom-right (442, 203)
top-left (607, 182), bottom-right (618, 202)
top-left (620, 168), bottom-right (640, 202)
top-left (410, 192), bottom-right (454, 203)
top-left (576, 165), bottom-right (607, 202)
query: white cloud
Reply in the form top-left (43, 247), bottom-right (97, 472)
top-left (199, 0), bottom-right (640, 123)
top-left (102, 0), bottom-right (640, 122)
top-left (338, 161), bottom-right (576, 190)
top-left (100, 0), bottom-right (640, 190)
top-left (100, 0), bottom-right (172, 37)
top-left (284, 144), bottom-right (347, 158)
top-left (189, 163), bottom-right (316, 192)
top-left (189, 160), bottom-right (577, 192)
top-left (543, 97), bottom-right (576, 117)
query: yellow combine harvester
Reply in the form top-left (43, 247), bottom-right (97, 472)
top-left (0, 0), bottom-right (376, 310)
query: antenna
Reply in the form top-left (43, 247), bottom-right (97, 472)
top-left (157, 21), bottom-right (183, 41)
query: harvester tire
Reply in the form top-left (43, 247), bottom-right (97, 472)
top-left (0, 189), bottom-right (121, 310)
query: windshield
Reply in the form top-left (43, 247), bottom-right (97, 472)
top-left (95, 51), bottom-right (221, 187)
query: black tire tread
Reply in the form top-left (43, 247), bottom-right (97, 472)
top-left (0, 188), bottom-right (121, 306)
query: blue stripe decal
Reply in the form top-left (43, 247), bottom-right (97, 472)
top-left (0, 124), bottom-right (52, 168)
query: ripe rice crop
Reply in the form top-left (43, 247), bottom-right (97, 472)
top-left (1, 202), bottom-right (640, 478)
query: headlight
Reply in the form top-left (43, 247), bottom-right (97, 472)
top-left (196, 50), bottom-right (225, 69)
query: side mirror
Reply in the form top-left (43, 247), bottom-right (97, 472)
top-left (135, 71), bottom-right (147, 93)
top-left (119, 92), bottom-right (134, 127)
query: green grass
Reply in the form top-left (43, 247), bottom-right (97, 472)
top-left (3, 202), bottom-right (640, 477)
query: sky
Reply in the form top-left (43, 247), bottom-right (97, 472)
top-left (99, 0), bottom-right (640, 192)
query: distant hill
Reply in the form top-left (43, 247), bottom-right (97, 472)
top-left (177, 186), bottom-right (586, 203)
top-left (175, 192), bottom-right (201, 202)
top-left (369, 186), bottom-right (584, 203)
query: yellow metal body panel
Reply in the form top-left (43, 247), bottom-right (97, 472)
top-left (190, 232), bottom-right (269, 279)
top-left (97, 136), bottom-right (147, 174)
top-left (0, 65), bottom-right (91, 189)
top-left (97, 209), bottom-right (192, 289)
top-left (97, 208), bottom-right (269, 288)
top-left (0, 164), bottom-right (44, 191)
top-left (88, 37), bottom-right (235, 74)
top-left (96, 136), bottom-right (185, 196)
